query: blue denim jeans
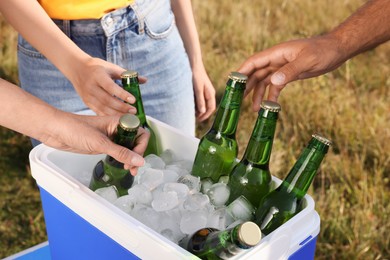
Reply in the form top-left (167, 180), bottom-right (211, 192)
top-left (18, 0), bottom-right (195, 146)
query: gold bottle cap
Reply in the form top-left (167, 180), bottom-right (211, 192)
top-left (228, 72), bottom-right (248, 83)
top-left (260, 100), bottom-right (281, 112)
top-left (121, 70), bottom-right (138, 79)
top-left (312, 133), bottom-right (332, 146)
top-left (237, 221), bottom-right (262, 247)
top-left (119, 114), bottom-right (140, 132)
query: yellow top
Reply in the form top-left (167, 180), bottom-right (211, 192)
top-left (39, 0), bottom-right (134, 20)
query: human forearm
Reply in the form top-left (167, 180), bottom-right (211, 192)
top-left (0, 78), bottom-right (59, 141)
top-left (170, 0), bottom-right (216, 121)
top-left (171, 0), bottom-right (203, 67)
top-left (0, 0), bottom-right (90, 80)
top-left (0, 78), bottom-right (146, 172)
top-left (328, 0), bottom-right (390, 61)
top-left (0, 0), bottom-right (134, 116)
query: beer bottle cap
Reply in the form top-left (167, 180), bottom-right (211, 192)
top-left (229, 72), bottom-right (248, 83)
top-left (121, 70), bottom-right (138, 79)
top-left (260, 100), bottom-right (281, 112)
top-left (312, 133), bottom-right (332, 146)
top-left (119, 114), bottom-right (140, 132)
top-left (237, 221), bottom-right (262, 247)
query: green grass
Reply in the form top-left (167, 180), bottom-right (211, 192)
top-left (1, 0), bottom-right (389, 259)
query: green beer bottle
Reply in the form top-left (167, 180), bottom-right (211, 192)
top-left (121, 70), bottom-right (160, 156)
top-left (227, 101), bottom-right (281, 207)
top-left (89, 114), bottom-right (140, 197)
top-left (255, 133), bottom-right (331, 235)
top-left (182, 221), bottom-right (262, 260)
top-left (191, 72), bottom-right (247, 183)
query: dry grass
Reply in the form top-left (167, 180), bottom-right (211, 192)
top-left (1, 0), bottom-right (389, 258)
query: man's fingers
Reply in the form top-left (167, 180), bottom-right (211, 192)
top-left (238, 52), bottom-right (271, 76)
top-left (270, 58), bottom-right (307, 86)
top-left (252, 76), bottom-right (271, 111)
top-left (267, 84), bottom-right (285, 102)
top-left (244, 68), bottom-right (274, 97)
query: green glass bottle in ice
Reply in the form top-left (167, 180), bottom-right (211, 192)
top-left (191, 72), bottom-right (247, 183)
top-left (121, 70), bottom-right (160, 156)
top-left (89, 114), bottom-right (140, 196)
top-left (227, 101), bottom-right (281, 207)
top-left (255, 134), bottom-right (331, 235)
top-left (182, 221), bottom-right (262, 260)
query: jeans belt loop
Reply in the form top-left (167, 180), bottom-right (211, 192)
top-left (129, 3), bottom-right (144, 35)
top-left (62, 20), bottom-right (71, 38)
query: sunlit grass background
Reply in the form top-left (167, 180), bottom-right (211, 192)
top-left (1, 0), bottom-right (389, 259)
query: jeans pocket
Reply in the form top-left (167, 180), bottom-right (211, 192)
top-left (17, 35), bottom-right (45, 58)
top-left (143, 1), bottom-right (175, 39)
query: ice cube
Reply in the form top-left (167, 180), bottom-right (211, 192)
top-left (163, 183), bottom-right (190, 201)
top-left (223, 207), bottom-right (236, 228)
top-left (207, 183), bottom-right (230, 207)
top-left (226, 219), bottom-right (245, 229)
top-left (139, 168), bottom-right (164, 190)
top-left (137, 162), bottom-right (152, 176)
top-left (180, 211), bottom-right (208, 235)
top-left (114, 195), bottom-right (136, 214)
top-left (130, 205), bottom-right (161, 232)
top-left (160, 149), bottom-right (177, 165)
top-left (95, 186), bottom-right (118, 203)
top-left (200, 178), bottom-right (214, 194)
top-left (177, 174), bottom-right (201, 194)
top-left (226, 195), bottom-right (255, 221)
top-left (168, 159), bottom-right (193, 172)
top-left (144, 154), bottom-right (166, 169)
top-left (162, 169), bottom-right (179, 183)
top-left (151, 191), bottom-right (179, 212)
top-left (165, 164), bottom-right (190, 177)
top-left (158, 212), bottom-right (186, 243)
top-left (206, 207), bottom-right (228, 230)
top-left (127, 184), bottom-right (153, 205)
top-left (183, 193), bottom-right (210, 211)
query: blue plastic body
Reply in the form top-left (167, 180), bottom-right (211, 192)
top-left (37, 186), bottom-right (317, 260)
top-left (288, 236), bottom-right (318, 260)
top-left (40, 187), bottom-right (140, 260)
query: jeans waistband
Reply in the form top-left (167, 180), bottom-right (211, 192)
top-left (53, 0), bottom-right (167, 37)
top-left (53, 5), bottom-right (142, 37)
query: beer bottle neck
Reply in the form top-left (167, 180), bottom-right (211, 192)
top-left (280, 139), bottom-right (329, 199)
top-left (211, 80), bottom-right (245, 137)
top-left (106, 126), bottom-right (138, 168)
top-left (122, 77), bottom-right (147, 126)
top-left (242, 109), bottom-right (278, 166)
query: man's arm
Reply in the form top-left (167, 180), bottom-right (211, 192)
top-left (330, 0), bottom-right (390, 61)
top-left (238, 0), bottom-right (390, 111)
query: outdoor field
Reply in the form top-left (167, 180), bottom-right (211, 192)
top-left (0, 0), bottom-right (389, 259)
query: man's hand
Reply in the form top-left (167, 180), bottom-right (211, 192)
top-left (238, 36), bottom-right (345, 111)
